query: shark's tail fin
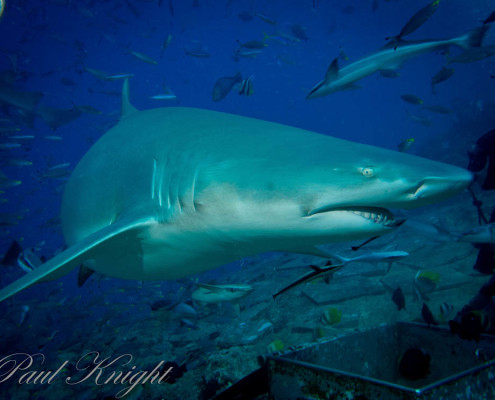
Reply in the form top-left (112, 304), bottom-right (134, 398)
top-left (456, 25), bottom-right (489, 50)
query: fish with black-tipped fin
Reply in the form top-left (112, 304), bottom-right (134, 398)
top-left (273, 261), bottom-right (343, 299)
top-left (386, 1), bottom-right (441, 46)
top-left (482, 11), bottom-right (495, 25)
top-left (422, 302), bottom-right (439, 327)
top-left (212, 72), bottom-right (242, 101)
top-left (398, 138), bottom-right (415, 153)
top-left (392, 287), bottom-right (406, 310)
top-left (401, 94), bottom-right (423, 105)
top-left (238, 76), bottom-right (254, 96)
top-left (431, 66), bottom-right (454, 94)
top-left (307, 26), bottom-right (486, 98)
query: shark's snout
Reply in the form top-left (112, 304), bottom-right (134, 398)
top-left (410, 170), bottom-right (473, 204)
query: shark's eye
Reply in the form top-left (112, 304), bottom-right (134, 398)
top-left (360, 167), bottom-right (374, 177)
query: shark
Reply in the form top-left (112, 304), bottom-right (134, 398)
top-left (0, 79), bottom-right (472, 302)
top-left (191, 283), bottom-right (254, 304)
top-left (307, 26), bottom-right (487, 99)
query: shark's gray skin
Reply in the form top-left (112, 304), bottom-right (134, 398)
top-left (0, 80), bottom-right (472, 302)
top-left (307, 26), bottom-right (487, 99)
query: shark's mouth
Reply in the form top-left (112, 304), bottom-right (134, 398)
top-left (308, 206), bottom-right (403, 227)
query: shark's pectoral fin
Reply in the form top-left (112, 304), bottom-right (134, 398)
top-left (0, 217), bottom-right (154, 302)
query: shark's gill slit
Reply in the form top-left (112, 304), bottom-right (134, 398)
top-left (151, 158), bottom-right (157, 200)
top-left (191, 167), bottom-right (198, 211)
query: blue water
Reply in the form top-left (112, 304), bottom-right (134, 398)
top-left (1, 1), bottom-right (495, 399)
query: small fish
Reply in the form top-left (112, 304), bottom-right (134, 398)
top-left (387, 0), bottom-right (441, 45)
top-left (408, 114), bottom-right (433, 127)
top-left (184, 49), bottom-right (210, 58)
top-left (48, 162), bottom-right (71, 170)
top-left (257, 322), bottom-right (273, 333)
top-left (0, 178), bottom-right (21, 188)
top-left (161, 34), bottom-right (173, 56)
top-left (212, 72), bottom-right (242, 101)
top-left (458, 223), bottom-right (495, 243)
top-left (0, 0), bottom-right (5, 20)
top-left (254, 13), bottom-right (277, 25)
top-left (379, 70), bottom-right (401, 78)
top-left (339, 48), bottom-right (349, 61)
top-left (413, 270), bottom-right (440, 301)
top-left (273, 261), bottom-right (342, 299)
top-left (421, 104), bottom-right (451, 114)
top-left (238, 76), bottom-right (254, 96)
top-left (8, 135), bottom-right (33, 140)
top-left (264, 32), bottom-right (300, 47)
top-left (84, 67), bottom-right (109, 80)
top-left (44, 135), bottom-right (63, 140)
top-left (398, 138), bottom-right (415, 152)
top-left (421, 302), bottom-right (439, 327)
top-left (150, 298), bottom-right (177, 311)
top-left (439, 302), bottom-right (454, 321)
top-left (0, 126), bottom-right (21, 133)
top-left (41, 163), bottom-right (72, 179)
top-left (18, 305), bottom-right (30, 326)
top-left (431, 66), bottom-right (454, 94)
top-left (291, 24), bottom-right (308, 41)
top-left (321, 307), bottom-right (342, 325)
top-left (7, 159), bottom-right (32, 167)
top-left (267, 339), bottom-right (284, 353)
top-left (232, 49), bottom-right (263, 61)
top-left (76, 105), bottom-right (102, 115)
top-left (448, 46), bottom-right (495, 64)
top-left (483, 11), bottom-right (495, 25)
top-left (392, 287), bottom-right (406, 310)
top-left (1, 240), bottom-right (23, 267)
top-left (331, 250), bottom-right (409, 272)
top-left (192, 283), bottom-right (253, 303)
top-left (475, 348), bottom-right (487, 363)
top-left (127, 50), bottom-right (158, 65)
top-left (77, 265), bottom-right (94, 287)
top-left (237, 39), bottom-right (267, 49)
top-left (150, 84), bottom-right (176, 101)
top-left (401, 94), bottom-right (423, 105)
top-left (173, 302), bottom-right (197, 317)
top-left (0, 143), bottom-right (21, 149)
top-left (179, 318), bottom-right (199, 330)
top-left (105, 73), bottom-right (135, 81)
top-left (17, 248), bottom-right (42, 273)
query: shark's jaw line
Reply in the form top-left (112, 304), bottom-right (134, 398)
top-left (307, 206), bottom-right (401, 227)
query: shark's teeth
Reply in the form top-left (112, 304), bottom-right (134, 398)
top-left (307, 206), bottom-right (402, 227)
top-left (348, 207), bottom-right (398, 227)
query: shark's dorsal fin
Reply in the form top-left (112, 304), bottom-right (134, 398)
top-left (121, 77), bottom-right (138, 119)
top-left (325, 57), bottom-right (339, 82)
